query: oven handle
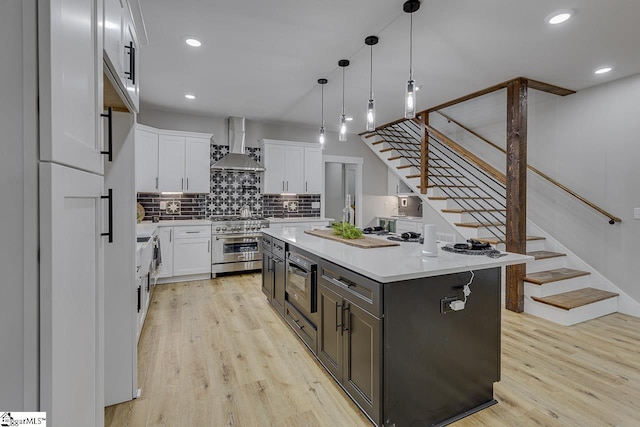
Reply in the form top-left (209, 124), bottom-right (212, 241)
top-left (214, 234), bottom-right (262, 241)
top-left (287, 263), bottom-right (309, 278)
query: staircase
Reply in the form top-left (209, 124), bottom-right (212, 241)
top-left (362, 119), bottom-right (619, 326)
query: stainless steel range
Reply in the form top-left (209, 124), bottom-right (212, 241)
top-left (210, 216), bottom-right (269, 276)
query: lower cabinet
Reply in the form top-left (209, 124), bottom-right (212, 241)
top-left (157, 225), bottom-right (212, 281)
top-left (261, 235), bottom-right (273, 300)
top-left (270, 238), bottom-right (286, 316)
top-left (157, 227), bottom-right (174, 278)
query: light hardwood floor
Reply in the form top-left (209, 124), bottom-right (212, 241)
top-left (105, 273), bottom-right (640, 426)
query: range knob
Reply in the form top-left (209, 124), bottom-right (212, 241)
top-left (221, 226), bottom-right (227, 231)
top-left (215, 227), bottom-right (220, 232)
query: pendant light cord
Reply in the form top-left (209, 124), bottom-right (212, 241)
top-left (409, 12), bottom-right (413, 80)
top-left (369, 45), bottom-right (374, 98)
top-left (342, 67), bottom-right (345, 115)
top-left (321, 84), bottom-right (324, 125)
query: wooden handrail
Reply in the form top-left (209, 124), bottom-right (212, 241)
top-left (434, 111), bottom-right (621, 224)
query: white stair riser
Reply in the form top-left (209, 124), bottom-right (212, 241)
top-left (457, 212), bottom-right (506, 223)
top-left (495, 239), bottom-right (547, 252)
top-left (526, 256), bottom-right (567, 273)
top-left (524, 296), bottom-right (618, 326)
top-left (446, 199), bottom-right (502, 210)
top-left (473, 226), bottom-right (506, 238)
top-left (524, 274), bottom-right (591, 298)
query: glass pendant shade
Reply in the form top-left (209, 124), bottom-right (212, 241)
top-left (366, 99), bottom-right (375, 131)
top-left (405, 79), bottom-right (416, 119)
top-left (319, 125), bottom-right (326, 144)
top-left (339, 114), bottom-right (347, 142)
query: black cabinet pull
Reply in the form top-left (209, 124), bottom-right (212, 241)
top-left (336, 303), bottom-right (343, 333)
top-left (125, 41), bottom-right (135, 85)
top-left (101, 188), bottom-right (113, 243)
top-left (137, 285), bottom-right (141, 313)
top-left (146, 273), bottom-right (150, 292)
top-left (342, 304), bottom-right (350, 333)
top-left (100, 107), bottom-right (113, 162)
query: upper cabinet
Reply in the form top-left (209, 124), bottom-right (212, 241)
top-left (260, 139), bottom-right (323, 195)
top-left (103, 0), bottom-right (139, 112)
top-left (39, 0), bottom-right (104, 175)
top-left (388, 169), bottom-right (414, 196)
top-left (135, 125), bottom-right (212, 194)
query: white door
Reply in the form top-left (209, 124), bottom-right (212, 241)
top-left (158, 135), bottom-right (186, 192)
top-left (103, 0), bottom-right (124, 84)
top-left (173, 237), bottom-right (212, 276)
top-left (39, 0), bottom-right (104, 175)
top-left (157, 227), bottom-right (174, 278)
top-left (185, 137), bottom-right (211, 193)
top-left (39, 163), bottom-right (104, 427)
top-left (263, 143), bottom-right (286, 193)
top-left (285, 145), bottom-right (305, 194)
top-left (135, 129), bottom-right (159, 192)
top-left (304, 146), bottom-right (323, 194)
top-left (122, 10), bottom-right (139, 112)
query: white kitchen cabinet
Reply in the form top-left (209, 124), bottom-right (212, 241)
top-left (173, 226), bottom-right (212, 276)
top-left (260, 139), bottom-right (322, 194)
top-left (157, 227), bottom-right (174, 278)
top-left (185, 137), bottom-right (212, 193)
top-left (158, 134), bottom-right (186, 192)
top-left (388, 168), bottom-right (414, 195)
top-left (39, 0), bottom-right (104, 176)
top-left (103, 0), bottom-right (139, 112)
top-left (304, 146), bottom-right (323, 193)
top-left (135, 129), bottom-right (159, 192)
top-left (39, 162), bottom-right (104, 427)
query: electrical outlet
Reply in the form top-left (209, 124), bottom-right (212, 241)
top-left (283, 201), bottom-right (289, 209)
top-left (400, 198), bottom-right (408, 207)
top-left (311, 201), bottom-right (320, 209)
top-left (159, 201), bottom-right (167, 210)
top-left (440, 297), bottom-right (458, 314)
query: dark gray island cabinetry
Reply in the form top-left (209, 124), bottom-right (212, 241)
top-left (260, 227), bottom-right (531, 426)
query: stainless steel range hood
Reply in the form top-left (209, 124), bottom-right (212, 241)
top-left (211, 117), bottom-right (265, 172)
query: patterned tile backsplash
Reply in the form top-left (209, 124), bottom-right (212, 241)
top-left (137, 143), bottom-right (320, 219)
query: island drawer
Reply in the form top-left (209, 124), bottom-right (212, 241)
top-left (272, 238), bottom-right (286, 259)
top-left (319, 260), bottom-right (382, 318)
top-left (284, 302), bottom-right (317, 353)
top-left (261, 234), bottom-right (272, 253)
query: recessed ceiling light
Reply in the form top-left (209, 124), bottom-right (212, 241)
top-left (184, 94), bottom-right (196, 100)
top-left (345, 117), bottom-right (354, 121)
top-left (546, 9), bottom-right (575, 25)
top-left (185, 38), bottom-right (202, 47)
top-left (594, 66), bottom-right (613, 75)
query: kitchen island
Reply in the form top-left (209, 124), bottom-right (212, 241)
top-left (262, 226), bottom-right (531, 427)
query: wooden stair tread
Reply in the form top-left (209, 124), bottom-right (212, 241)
top-left (379, 147), bottom-right (393, 153)
top-left (428, 196), bottom-right (448, 200)
top-left (442, 208), bottom-right (505, 213)
top-left (524, 268), bottom-right (590, 285)
top-left (475, 235), bottom-right (545, 244)
top-left (396, 164), bottom-right (414, 170)
top-left (454, 222), bottom-right (504, 228)
top-left (371, 140), bottom-right (384, 145)
top-left (527, 251), bottom-right (566, 260)
top-left (448, 195), bottom-right (493, 199)
top-left (406, 174), bottom-right (421, 178)
top-left (531, 288), bottom-right (618, 310)
top-left (427, 184), bottom-right (477, 188)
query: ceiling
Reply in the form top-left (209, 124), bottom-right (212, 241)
top-left (138, 0), bottom-right (640, 134)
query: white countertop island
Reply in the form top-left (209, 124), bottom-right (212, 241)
top-left (263, 226), bottom-right (532, 283)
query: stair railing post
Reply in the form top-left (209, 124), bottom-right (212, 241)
top-left (505, 77), bottom-right (528, 313)
top-left (419, 112), bottom-right (429, 194)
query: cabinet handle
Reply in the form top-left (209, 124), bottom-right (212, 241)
top-left (181, 178), bottom-right (184, 190)
top-left (322, 273), bottom-right (355, 291)
top-left (282, 181), bottom-right (285, 191)
top-left (169, 229), bottom-right (172, 243)
top-left (286, 181), bottom-right (289, 191)
top-left (101, 188), bottom-right (113, 243)
top-left (186, 178), bottom-right (189, 190)
top-left (100, 107), bottom-right (113, 162)
top-left (146, 273), bottom-right (150, 292)
top-left (137, 286), bottom-right (141, 313)
top-left (155, 177), bottom-right (158, 189)
top-left (208, 240), bottom-right (210, 253)
top-left (336, 303), bottom-right (343, 333)
top-left (292, 318), bottom-right (304, 330)
top-left (342, 303), bottom-right (350, 333)
top-left (125, 41), bottom-right (135, 85)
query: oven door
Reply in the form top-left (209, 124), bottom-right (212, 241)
top-left (286, 259), bottom-right (316, 316)
top-left (213, 234), bottom-right (262, 264)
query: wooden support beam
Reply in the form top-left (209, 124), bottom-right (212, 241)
top-left (419, 112), bottom-right (429, 194)
top-left (505, 77), bottom-right (528, 313)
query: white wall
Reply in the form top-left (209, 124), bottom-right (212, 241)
top-left (0, 0), bottom-right (39, 409)
top-left (432, 74), bottom-right (640, 304)
top-left (137, 109), bottom-right (391, 224)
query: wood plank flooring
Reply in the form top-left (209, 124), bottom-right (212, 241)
top-left (105, 273), bottom-right (640, 427)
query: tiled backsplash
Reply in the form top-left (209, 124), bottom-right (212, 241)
top-left (263, 194), bottom-right (321, 218)
top-left (137, 143), bottom-right (321, 219)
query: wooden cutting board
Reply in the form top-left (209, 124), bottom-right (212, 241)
top-left (304, 229), bottom-right (400, 249)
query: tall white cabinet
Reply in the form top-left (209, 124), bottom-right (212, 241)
top-left (259, 139), bottom-right (323, 195)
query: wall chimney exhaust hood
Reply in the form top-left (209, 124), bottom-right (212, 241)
top-left (211, 117), bottom-right (265, 171)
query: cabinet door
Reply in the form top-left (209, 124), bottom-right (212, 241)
top-left (304, 146), bottom-right (323, 194)
top-left (39, 0), bottom-right (104, 175)
top-left (285, 145), bottom-right (304, 193)
top-left (135, 129), bottom-right (159, 192)
top-left (185, 137), bottom-right (211, 193)
top-left (342, 301), bottom-right (382, 425)
top-left (122, 9), bottom-right (139, 112)
top-left (317, 283), bottom-right (343, 381)
top-left (173, 237), bottom-right (211, 276)
top-left (39, 163), bottom-right (104, 427)
top-left (271, 256), bottom-right (286, 315)
top-left (263, 143), bottom-right (286, 193)
top-left (103, 0), bottom-right (124, 85)
top-left (157, 227), bottom-right (174, 278)
top-left (158, 135), bottom-right (186, 192)
top-left (262, 253), bottom-right (274, 300)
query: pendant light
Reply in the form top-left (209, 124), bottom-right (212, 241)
top-left (404, 0), bottom-right (421, 119)
top-left (365, 36), bottom-right (379, 131)
top-left (318, 78), bottom-right (328, 145)
top-left (338, 59), bottom-right (350, 142)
